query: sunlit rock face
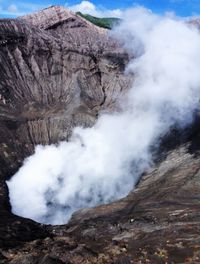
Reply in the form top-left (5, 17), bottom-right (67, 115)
top-left (0, 6), bottom-right (131, 179)
top-left (0, 5), bottom-right (131, 249)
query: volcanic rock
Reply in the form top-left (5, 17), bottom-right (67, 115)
top-left (1, 5), bottom-right (200, 264)
top-left (0, 5), bottom-right (131, 177)
top-left (0, 4), bottom-right (131, 252)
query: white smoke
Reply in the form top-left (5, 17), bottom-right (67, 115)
top-left (7, 7), bottom-right (200, 225)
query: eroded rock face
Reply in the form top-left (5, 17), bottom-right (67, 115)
top-left (0, 6), bottom-right (131, 178)
top-left (1, 6), bottom-right (200, 264)
top-left (0, 5), bottom-right (131, 252)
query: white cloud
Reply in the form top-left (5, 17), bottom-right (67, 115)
top-left (0, 1), bottom-right (51, 17)
top-left (70, 0), bottom-right (96, 13)
top-left (66, 0), bottom-right (123, 18)
top-left (0, 0), bottom-right (122, 18)
top-left (7, 4), bottom-right (18, 13)
top-left (0, 3), bottom-right (24, 16)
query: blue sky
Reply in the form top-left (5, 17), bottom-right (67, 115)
top-left (1, 0), bottom-right (200, 18)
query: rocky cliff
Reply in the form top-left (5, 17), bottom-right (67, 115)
top-left (0, 6), bottom-right (131, 174)
top-left (0, 5), bottom-right (200, 264)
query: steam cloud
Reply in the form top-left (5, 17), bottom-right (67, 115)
top-left (7, 8), bottom-right (200, 224)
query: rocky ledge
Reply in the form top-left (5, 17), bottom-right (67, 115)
top-left (0, 5), bottom-right (200, 264)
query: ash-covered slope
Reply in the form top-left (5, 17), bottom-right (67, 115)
top-left (0, 4), bottom-right (131, 251)
top-left (1, 6), bottom-right (200, 264)
top-left (2, 122), bottom-right (200, 264)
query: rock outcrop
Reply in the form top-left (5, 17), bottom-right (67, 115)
top-left (1, 5), bottom-right (200, 264)
top-left (0, 4), bottom-right (131, 254)
top-left (0, 6), bottom-right (131, 177)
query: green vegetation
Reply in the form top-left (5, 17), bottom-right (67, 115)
top-left (76, 12), bottom-right (121, 29)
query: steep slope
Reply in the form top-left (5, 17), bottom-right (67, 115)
top-left (0, 6), bottom-right (131, 178)
top-left (1, 6), bottom-right (200, 264)
top-left (0, 4), bottom-right (131, 251)
top-left (1, 122), bottom-right (200, 263)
